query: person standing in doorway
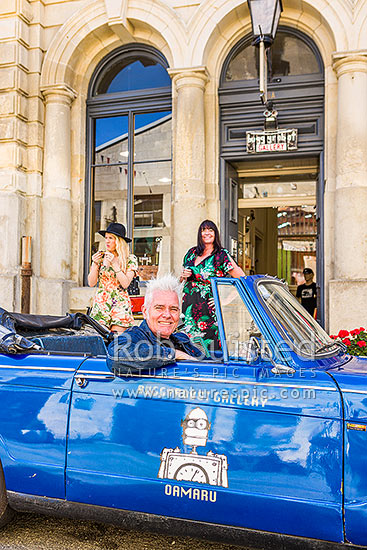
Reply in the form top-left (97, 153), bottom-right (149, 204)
top-left (296, 267), bottom-right (317, 317)
top-left (181, 220), bottom-right (245, 350)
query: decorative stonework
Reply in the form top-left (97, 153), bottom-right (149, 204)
top-left (333, 52), bottom-right (367, 78)
top-left (40, 84), bottom-right (78, 105)
top-left (168, 67), bottom-right (209, 91)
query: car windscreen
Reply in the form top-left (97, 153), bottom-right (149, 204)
top-left (257, 281), bottom-right (339, 357)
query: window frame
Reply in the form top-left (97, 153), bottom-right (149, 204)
top-left (220, 26), bottom-right (324, 90)
top-left (84, 44), bottom-right (172, 283)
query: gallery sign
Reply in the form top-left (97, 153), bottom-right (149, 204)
top-left (246, 129), bottom-right (298, 154)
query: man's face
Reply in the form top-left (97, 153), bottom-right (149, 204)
top-left (304, 271), bottom-right (314, 283)
top-left (142, 290), bottom-right (180, 338)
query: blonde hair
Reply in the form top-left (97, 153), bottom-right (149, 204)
top-left (110, 234), bottom-right (130, 272)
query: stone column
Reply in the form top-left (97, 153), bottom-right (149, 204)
top-left (38, 84), bottom-right (77, 314)
top-left (169, 68), bottom-right (209, 272)
top-left (329, 54), bottom-right (367, 331)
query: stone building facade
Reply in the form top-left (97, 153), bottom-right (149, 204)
top-left (1, 0), bottom-right (367, 332)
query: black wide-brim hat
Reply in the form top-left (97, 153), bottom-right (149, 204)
top-left (98, 222), bottom-right (132, 243)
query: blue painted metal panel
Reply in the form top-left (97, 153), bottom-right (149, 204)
top-left (0, 353), bottom-right (85, 498)
top-left (67, 357), bottom-right (343, 542)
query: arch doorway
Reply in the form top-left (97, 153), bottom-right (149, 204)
top-left (219, 27), bottom-right (325, 323)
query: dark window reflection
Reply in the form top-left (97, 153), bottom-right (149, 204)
top-left (95, 56), bottom-right (171, 94)
top-left (225, 32), bottom-right (320, 82)
top-left (134, 195), bottom-right (163, 227)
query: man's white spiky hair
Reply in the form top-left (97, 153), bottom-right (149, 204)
top-left (144, 273), bottom-right (183, 314)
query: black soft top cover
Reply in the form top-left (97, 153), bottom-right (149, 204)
top-left (0, 308), bottom-right (110, 354)
top-left (0, 308), bottom-right (109, 337)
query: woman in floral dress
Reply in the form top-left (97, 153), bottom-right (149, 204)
top-left (88, 223), bottom-right (138, 333)
top-left (181, 220), bottom-right (245, 350)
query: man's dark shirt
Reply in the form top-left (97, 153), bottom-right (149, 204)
top-left (296, 282), bottom-right (317, 315)
top-left (107, 320), bottom-right (202, 373)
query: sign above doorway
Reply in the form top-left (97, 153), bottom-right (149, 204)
top-left (246, 128), bottom-right (298, 153)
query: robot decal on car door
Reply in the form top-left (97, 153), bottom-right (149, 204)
top-left (158, 407), bottom-right (228, 487)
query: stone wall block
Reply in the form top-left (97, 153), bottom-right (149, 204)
top-left (0, 67), bottom-right (15, 90)
top-left (18, 92), bottom-right (28, 119)
top-left (26, 172), bottom-right (42, 197)
top-left (18, 42), bottom-right (29, 71)
top-left (28, 48), bottom-right (44, 74)
top-left (27, 96), bottom-right (43, 124)
top-left (37, 279), bottom-right (76, 316)
top-left (17, 67), bottom-right (29, 96)
top-left (0, 93), bottom-right (15, 115)
top-left (0, 191), bottom-right (24, 271)
top-left (0, 143), bottom-right (17, 167)
top-left (334, 186), bottom-right (367, 279)
top-left (0, 43), bottom-right (16, 65)
top-left (40, 196), bottom-right (72, 280)
top-left (26, 146), bottom-right (43, 173)
top-left (20, 0), bottom-right (32, 23)
top-left (27, 121), bottom-right (43, 147)
top-left (0, 118), bottom-right (15, 140)
top-left (0, 276), bottom-right (16, 311)
top-left (18, 18), bottom-right (30, 47)
top-left (0, 18), bottom-right (16, 40)
top-left (329, 280), bottom-right (367, 333)
top-left (0, 0), bottom-right (17, 16)
top-left (69, 286), bottom-right (95, 313)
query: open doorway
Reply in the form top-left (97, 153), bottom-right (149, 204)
top-left (225, 157), bottom-right (319, 300)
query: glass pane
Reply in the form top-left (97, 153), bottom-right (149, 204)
top-left (243, 179), bottom-right (316, 199)
top-left (133, 161), bottom-right (171, 280)
top-left (270, 34), bottom-right (319, 77)
top-left (96, 56), bottom-right (171, 95)
top-left (95, 116), bottom-right (128, 163)
top-left (134, 112), bottom-right (172, 162)
top-left (225, 32), bottom-right (319, 82)
top-left (226, 45), bottom-right (257, 81)
top-left (91, 165), bottom-right (128, 255)
top-left (217, 283), bottom-right (266, 361)
top-left (258, 282), bottom-right (336, 357)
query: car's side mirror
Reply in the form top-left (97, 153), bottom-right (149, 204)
top-left (271, 364), bottom-right (296, 375)
top-left (239, 336), bottom-right (260, 363)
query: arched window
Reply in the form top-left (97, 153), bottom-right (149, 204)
top-left (222, 28), bottom-right (323, 84)
top-left (85, 45), bottom-right (172, 281)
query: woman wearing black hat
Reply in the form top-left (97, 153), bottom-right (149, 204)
top-left (88, 223), bottom-right (138, 332)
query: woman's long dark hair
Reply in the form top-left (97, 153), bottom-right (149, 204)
top-left (196, 220), bottom-right (222, 256)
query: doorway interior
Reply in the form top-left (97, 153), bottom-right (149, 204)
top-left (227, 156), bottom-right (319, 299)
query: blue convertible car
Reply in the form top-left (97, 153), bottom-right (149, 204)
top-left (0, 275), bottom-right (366, 549)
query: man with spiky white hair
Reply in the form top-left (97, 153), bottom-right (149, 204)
top-left (107, 274), bottom-right (202, 373)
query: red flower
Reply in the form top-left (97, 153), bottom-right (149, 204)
top-left (360, 327), bottom-right (365, 332)
top-left (357, 341), bottom-right (367, 348)
top-left (198, 321), bottom-right (207, 330)
top-left (330, 335), bottom-right (337, 339)
top-left (343, 338), bottom-right (351, 346)
top-left (351, 329), bottom-right (361, 336)
top-left (338, 329), bottom-right (349, 338)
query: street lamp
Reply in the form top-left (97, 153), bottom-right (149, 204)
top-left (248, 0), bottom-right (283, 44)
top-left (247, 0), bottom-right (283, 105)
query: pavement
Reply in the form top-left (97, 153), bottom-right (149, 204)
top-left (0, 513), bottom-right (247, 550)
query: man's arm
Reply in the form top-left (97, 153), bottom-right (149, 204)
top-left (107, 330), bottom-right (176, 373)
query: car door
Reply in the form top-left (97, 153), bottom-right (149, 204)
top-left (211, 277), bottom-right (343, 542)
top-left (66, 281), bottom-right (343, 542)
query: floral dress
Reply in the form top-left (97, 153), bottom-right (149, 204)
top-left (90, 254), bottom-right (138, 329)
top-left (182, 247), bottom-right (233, 350)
